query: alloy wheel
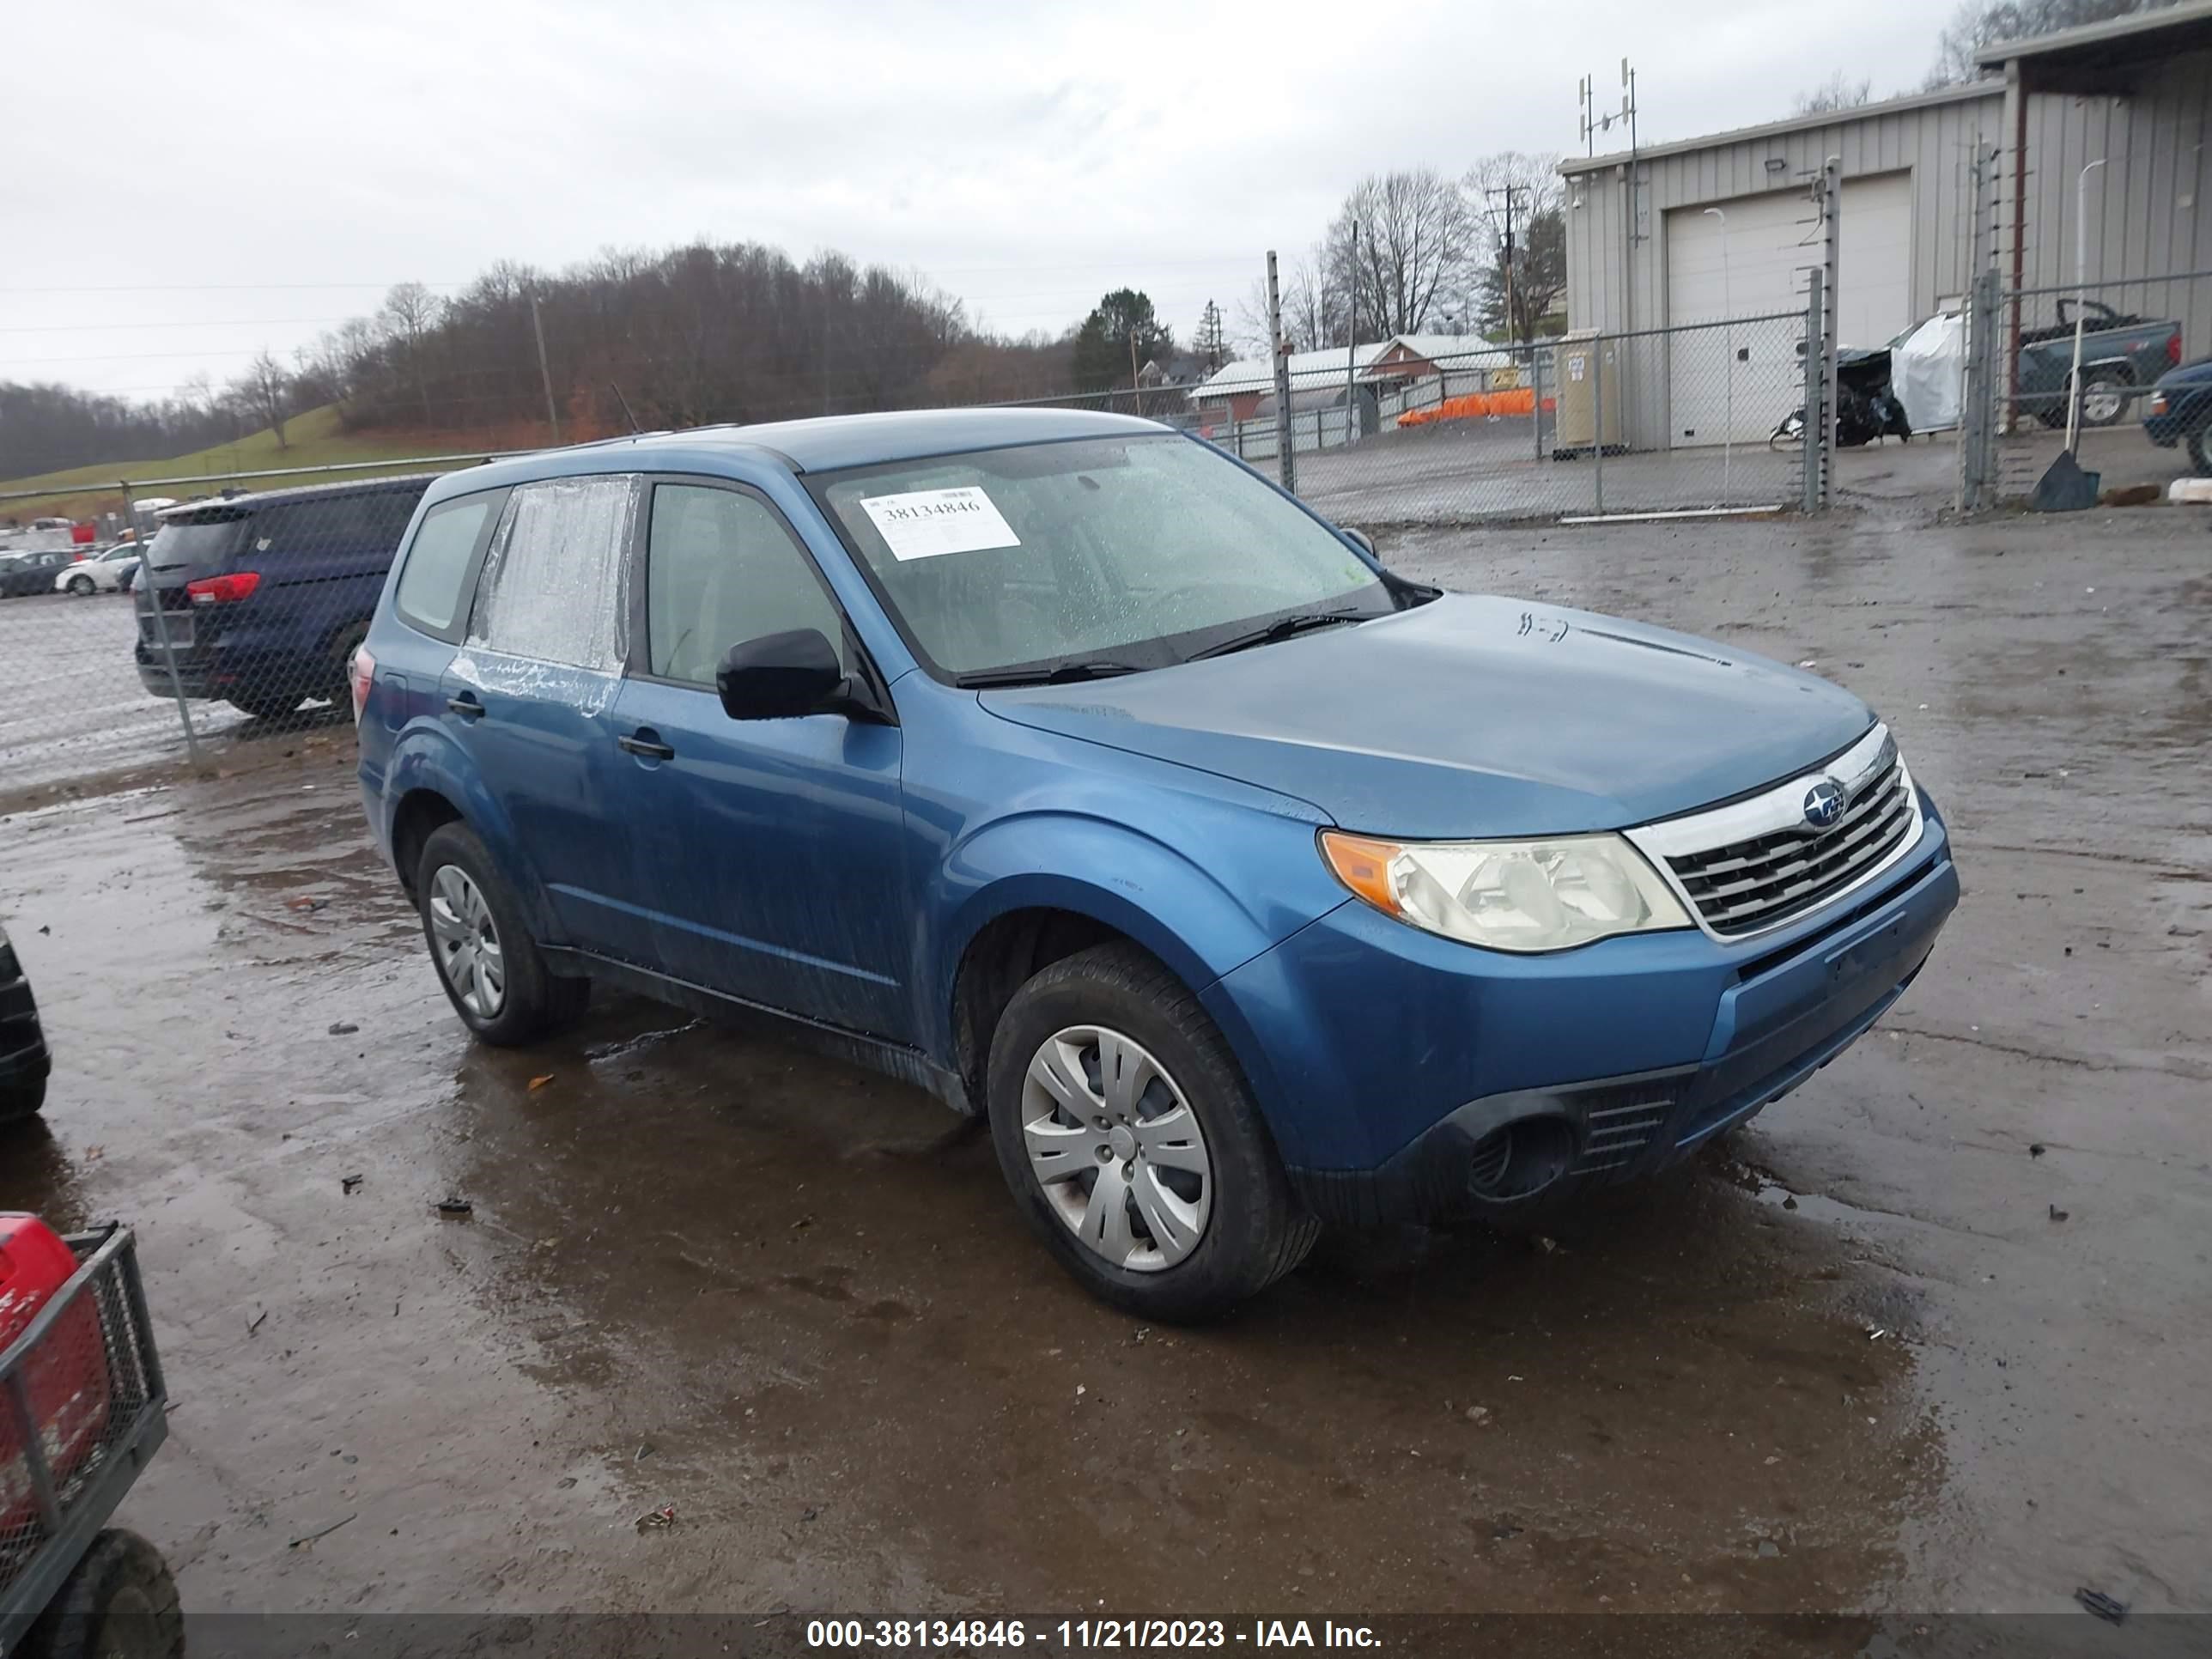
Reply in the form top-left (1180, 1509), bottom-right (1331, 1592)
top-left (428, 865), bottom-right (506, 1018)
top-left (1020, 1024), bottom-right (1212, 1272)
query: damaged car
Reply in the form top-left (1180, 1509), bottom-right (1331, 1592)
top-left (355, 409), bottom-right (1959, 1320)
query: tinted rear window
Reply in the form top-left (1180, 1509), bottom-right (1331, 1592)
top-left (146, 516), bottom-right (247, 570)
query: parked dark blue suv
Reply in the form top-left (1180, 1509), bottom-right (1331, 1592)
top-left (137, 475), bottom-right (435, 721)
top-left (355, 409), bottom-right (1959, 1319)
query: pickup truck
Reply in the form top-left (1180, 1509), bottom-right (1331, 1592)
top-left (2019, 300), bottom-right (2184, 428)
top-left (2142, 354), bottom-right (2212, 473)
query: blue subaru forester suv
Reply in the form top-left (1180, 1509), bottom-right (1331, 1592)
top-left (355, 409), bottom-right (1958, 1319)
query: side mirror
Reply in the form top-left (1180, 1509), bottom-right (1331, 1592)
top-left (1343, 526), bottom-right (1376, 557)
top-left (715, 628), bottom-right (843, 721)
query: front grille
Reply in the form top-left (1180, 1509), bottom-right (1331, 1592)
top-left (1665, 756), bottom-right (1914, 937)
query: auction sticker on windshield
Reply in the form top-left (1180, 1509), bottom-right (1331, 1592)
top-left (860, 487), bottom-right (1021, 562)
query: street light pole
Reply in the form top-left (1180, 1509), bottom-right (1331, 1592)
top-left (1704, 207), bottom-right (1732, 504)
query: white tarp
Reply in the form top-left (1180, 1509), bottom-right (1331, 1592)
top-left (1893, 313), bottom-right (1966, 434)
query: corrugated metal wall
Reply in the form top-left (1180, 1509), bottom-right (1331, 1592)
top-left (1563, 52), bottom-right (2212, 432)
top-left (1562, 86), bottom-right (2005, 343)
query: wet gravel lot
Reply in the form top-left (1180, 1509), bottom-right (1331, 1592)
top-left (0, 501), bottom-right (2206, 1620)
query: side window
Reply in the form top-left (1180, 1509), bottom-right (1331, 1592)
top-left (394, 494), bottom-right (499, 635)
top-left (466, 476), bottom-right (635, 671)
top-left (368, 489), bottom-right (424, 546)
top-left (646, 484), bottom-right (848, 684)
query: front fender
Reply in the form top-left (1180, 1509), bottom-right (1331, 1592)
top-left (376, 720), bottom-right (565, 945)
top-left (921, 810), bottom-right (1337, 1150)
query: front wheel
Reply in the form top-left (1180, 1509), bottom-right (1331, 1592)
top-left (985, 943), bottom-right (1316, 1322)
top-left (18, 1528), bottom-right (182, 1659)
top-left (65, 575), bottom-right (95, 597)
top-left (416, 822), bottom-right (588, 1045)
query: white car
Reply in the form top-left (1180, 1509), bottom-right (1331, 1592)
top-left (54, 545), bottom-right (143, 596)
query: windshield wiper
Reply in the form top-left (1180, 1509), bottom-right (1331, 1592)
top-left (1187, 609), bottom-right (1368, 661)
top-left (955, 659), bottom-right (1150, 689)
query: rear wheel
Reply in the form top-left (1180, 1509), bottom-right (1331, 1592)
top-left (325, 619), bottom-right (370, 696)
top-left (2188, 427), bottom-right (2211, 477)
top-left (2077, 373), bottom-right (2130, 428)
top-left (985, 942), bottom-right (1316, 1322)
top-left (416, 822), bottom-right (588, 1045)
top-left (19, 1528), bottom-right (182, 1659)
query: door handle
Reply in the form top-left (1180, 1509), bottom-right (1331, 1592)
top-left (446, 695), bottom-right (484, 720)
top-left (617, 731), bottom-right (675, 761)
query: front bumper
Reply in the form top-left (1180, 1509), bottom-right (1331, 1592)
top-left (1204, 804), bottom-right (1957, 1225)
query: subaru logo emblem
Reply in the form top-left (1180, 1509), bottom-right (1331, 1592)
top-left (1802, 779), bottom-right (1846, 829)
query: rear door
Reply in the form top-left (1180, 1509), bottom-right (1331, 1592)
top-left (438, 473), bottom-right (659, 963)
top-left (608, 477), bottom-right (911, 1038)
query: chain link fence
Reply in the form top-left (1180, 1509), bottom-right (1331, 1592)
top-left (1, 454), bottom-right (504, 798)
top-left (1212, 312), bottom-right (1818, 527)
top-left (1960, 269), bottom-right (2209, 510)
top-left (3, 301), bottom-right (1831, 798)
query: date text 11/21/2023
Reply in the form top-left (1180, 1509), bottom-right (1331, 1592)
top-left (805, 1620), bottom-right (1382, 1649)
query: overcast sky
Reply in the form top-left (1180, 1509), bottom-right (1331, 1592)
top-left (7, 0), bottom-right (1952, 402)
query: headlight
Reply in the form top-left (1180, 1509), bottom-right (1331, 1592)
top-left (1320, 830), bottom-right (1692, 952)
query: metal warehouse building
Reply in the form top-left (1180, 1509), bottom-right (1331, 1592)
top-left (1560, 1), bottom-right (2212, 447)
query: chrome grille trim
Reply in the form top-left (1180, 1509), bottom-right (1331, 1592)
top-left (1623, 724), bottom-right (1924, 942)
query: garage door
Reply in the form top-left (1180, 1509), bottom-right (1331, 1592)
top-left (1665, 171), bottom-right (1912, 448)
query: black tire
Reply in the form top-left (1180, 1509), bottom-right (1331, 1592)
top-left (227, 689), bottom-right (305, 722)
top-left (64, 575), bottom-right (95, 598)
top-left (984, 942), bottom-right (1317, 1322)
top-left (2188, 427), bottom-right (2211, 477)
top-left (415, 821), bottom-right (589, 1046)
top-left (0, 1073), bottom-right (46, 1124)
top-left (19, 1528), bottom-right (182, 1659)
top-left (325, 618), bottom-right (371, 696)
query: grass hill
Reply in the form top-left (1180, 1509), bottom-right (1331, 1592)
top-left (0, 406), bottom-right (538, 524)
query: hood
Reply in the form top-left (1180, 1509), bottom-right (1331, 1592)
top-left (979, 593), bottom-right (1875, 839)
top-left (2156, 355), bottom-right (2212, 387)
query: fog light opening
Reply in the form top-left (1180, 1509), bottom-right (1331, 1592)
top-left (1465, 1118), bottom-right (1575, 1202)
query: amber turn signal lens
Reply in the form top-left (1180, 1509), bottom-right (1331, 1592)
top-left (1319, 831), bottom-right (1405, 915)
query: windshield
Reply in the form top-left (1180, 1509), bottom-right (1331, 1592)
top-left (810, 434), bottom-right (1395, 679)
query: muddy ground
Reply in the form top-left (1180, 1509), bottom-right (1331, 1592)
top-left (0, 501), bottom-right (2206, 1621)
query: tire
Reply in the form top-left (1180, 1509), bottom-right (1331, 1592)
top-left (18, 1528), bottom-right (182, 1659)
top-left (65, 575), bottom-right (95, 597)
top-left (2077, 374), bottom-right (2130, 428)
top-left (0, 1073), bottom-right (46, 1124)
top-left (325, 618), bottom-right (371, 696)
top-left (2188, 427), bottom-right (2211, 477)
top-left (415, 822), bottom-right (589, 1045)
top-left (226, 690), bottom-right (305, 721)
top-left (984, 942), bottom-right (1317, 1322)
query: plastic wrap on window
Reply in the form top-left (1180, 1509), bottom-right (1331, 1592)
top-left (454, 476), bottom-right (635, 714)
top-left (467, 476), bottom-right (635, 671)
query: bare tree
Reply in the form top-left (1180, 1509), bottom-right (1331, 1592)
top-left (378, 282), bottom-right (443, 427)
top-left (1929, 0), bottom-right (2177, 83)
top-left (234, 351), bottom-right (292, 448)
top-left (1794, 73), bottom-right (1874, 113)
top-left (1324, 169), bottom-right (1477, 339)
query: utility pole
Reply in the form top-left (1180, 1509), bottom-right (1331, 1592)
top-left (1344, 222), bottom-right (1358, 450)
top-left (1128, 326), bottom-right (1143, 418)
top-left (531, 295), bottom-right (561, 447)
top-left (1267, 250), bottom-right (1296, 493)
top-left (1485, 184), bottom-right (1530, 342)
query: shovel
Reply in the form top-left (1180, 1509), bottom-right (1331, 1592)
top-left (2032, 160), bottom-right (2106, 514)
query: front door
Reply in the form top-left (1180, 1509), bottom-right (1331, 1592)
top-left (608, 478), bottom-right (912, 1040)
